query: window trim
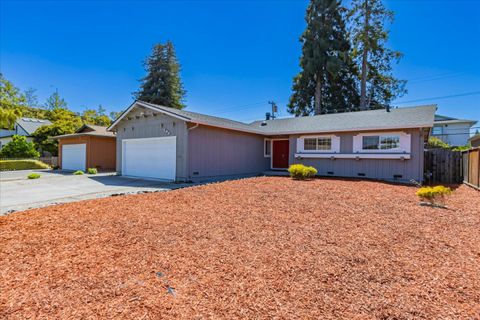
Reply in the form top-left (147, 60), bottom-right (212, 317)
top-left (296, 135), bottom-right (340, 153)
top-left (264, 138), bottom-right (271, 158)
top-left (353, 132), bottom-right (410, 153)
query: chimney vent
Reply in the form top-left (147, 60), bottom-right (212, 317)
top-left (265, 112), bottom-right (271, 121)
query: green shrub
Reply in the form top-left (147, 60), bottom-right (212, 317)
top-left (452, 144), bottom-right (471, 152)
top-left (426, 137), bottom-right (450, 149)
top-left (87, 168), bottom-right (98, 174)
top-left (416, 185), bottom-right (452, 206)
top-left (288, 164), bottom-right (317, 180)
top-left (0, 160), bottom-right (50, 171)
top-left (0, 135), bottom-right (40, 158)
top-left (27, 173), bottom-right (41, 179)
top-left (73, 170), bottom-right (84, 175)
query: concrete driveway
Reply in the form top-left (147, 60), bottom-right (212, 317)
top-left (0, 170), bottom-right (189, 215)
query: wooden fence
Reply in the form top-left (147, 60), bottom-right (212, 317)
top-left (424, 149), bottom-right (463, 184)
top-left (462, 147), bottom-right (480, 190)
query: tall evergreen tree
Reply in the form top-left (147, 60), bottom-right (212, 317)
top-left (349, 0), bottom-right (406, 110)
top-left (135, 41), bottom-right (186, 109)
top-left (288, 0), bottom-right (359, 116)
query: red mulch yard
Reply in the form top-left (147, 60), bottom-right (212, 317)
top-left (1, 177), bottom-right (479, 319)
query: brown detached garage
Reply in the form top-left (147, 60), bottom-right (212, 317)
top-left (55, 124), bottom-right (116, 172)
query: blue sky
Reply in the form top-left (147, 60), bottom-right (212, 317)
top-left (1, 0), bottom-right (479, 128)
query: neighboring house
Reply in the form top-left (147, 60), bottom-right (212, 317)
top-left (470, 134), bottom-right (480, 148)
top-left (107, 101), bottom-right (436, 183)
top-left (431, 114), bottom-right (477, 146)
top-left (0, 117), bottom-right (51, 150)
top-left (54, 124), bottom-right (116, 171)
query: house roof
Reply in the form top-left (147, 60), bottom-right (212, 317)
top-left (54, 124), bottom-right (115, 139)
top-left (470, 134), bottom-right (480, 143)
top-left (108, 101), bottom-right (266, 134)
top-left (108, 101), bottom-right (437, 135)
top-left (16, 118), bottom-right (52, 135)
top-left (250, 105), bottom-right (437, 135)
top-left (434, 114), bottom-right (477, 126)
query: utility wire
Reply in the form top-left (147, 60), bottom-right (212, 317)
top-left (394, 91), bottom-right (480, 104)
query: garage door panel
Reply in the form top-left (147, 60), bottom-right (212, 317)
top-left (122, 137), bottom-right (176, 180)
top-left (62, 144), bottom-right (86, 171)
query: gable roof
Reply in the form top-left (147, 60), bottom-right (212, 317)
top-left (108, 101), bottom-right (437, 135)
top-left (108, 100), bottom-right (265, 134)
top-left (16, 118), bottom-right (52, 135)
top-left (434, 114), bottom-right (477, 126)
top-left (54, 124), bottom-right (115, 139)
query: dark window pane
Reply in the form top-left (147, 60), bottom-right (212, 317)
top-left (317, 138), bottom-right (331, 150)
top-left (362, 136), bottom-right (379, 150)
top-left (304, 138), bottom-right (317, 150)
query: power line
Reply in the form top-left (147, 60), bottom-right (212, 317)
top-left (394, 91), bottom-right (480, 104)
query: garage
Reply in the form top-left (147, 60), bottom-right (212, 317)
top-left (62, 144), bottom-right (86, 171)
top-left (122, 136), bottom-right (176, 180)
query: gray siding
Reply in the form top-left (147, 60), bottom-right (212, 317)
top-left (114, 107), bottom-right (189, 180)
top-left (188, 125), bottom-right (269, 179)
top-left (288, 129), bottom-right (425, 182)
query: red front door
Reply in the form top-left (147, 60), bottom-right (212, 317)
top-left (272, 140), bottom-right (289, 169)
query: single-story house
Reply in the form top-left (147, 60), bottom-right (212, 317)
top-left (432, 114), bottom-right (477, 146)
top-left (107, 101), bottom-right (436, 183)
top-left (54, 124), bottom-right (116, 171)
top-left (470, 134), bottom-right (480, 148)
top-left (0, 117), bottom-right (51, 149)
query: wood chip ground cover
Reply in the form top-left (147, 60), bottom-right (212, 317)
top-left (1, 177), bottom-right (479, 319)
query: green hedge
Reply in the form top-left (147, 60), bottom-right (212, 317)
top-left (0, 160), bottom-right (50, 171)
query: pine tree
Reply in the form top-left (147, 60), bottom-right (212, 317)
top-left (288, 0), bottom-right (359, 116)
top-left (135, 41), bottom-right (186, 109)
top-left (349, 0), bottom-right (406, 110)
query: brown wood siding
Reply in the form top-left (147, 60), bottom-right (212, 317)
top-left (58, 136), bottom-right (116, 171)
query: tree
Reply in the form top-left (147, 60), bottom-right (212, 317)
top-left (135, 41), bottom-right (186, 109)
top-left (349, 0), bottom-right (406, 109)
top-left (81, 107), bottom-right (111, 126)
top-left (109, 111), bottom-right (121, 121)
top-left (33, 100), bottom-right (83, 156)
top-left (0, 74), bottom-right (26, 129)
top-left (0, 135), bottom-right (40, 158)
top-left (288, 0), bottom-right (359, 116)
top-left (24, 88), bottom-right (39, 107)
top-left (44, 90), bottom-right (67, 110)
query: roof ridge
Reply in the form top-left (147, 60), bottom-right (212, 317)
top-left (137, 101), bottom-right (253, 126)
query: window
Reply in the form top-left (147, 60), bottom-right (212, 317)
top-left (432, 126), bottom-right (442, 135)
top-left (380, 136), bottom-right (400, 150)
top-left (264, 139), bottom-right (271, 157)
top-left (304, 138), bottom-right (317, 150)
top-left (362, 136), bottom-right (379, 150)
top-left (362, 135), bottom-right (400, 150)
top-left (304, 137), bottom-right (332, 151)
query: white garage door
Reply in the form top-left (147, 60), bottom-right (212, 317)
top-left (122, 136), bottom-right (176, 180)
top-left (62, 144), bottom-right (86, 171)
